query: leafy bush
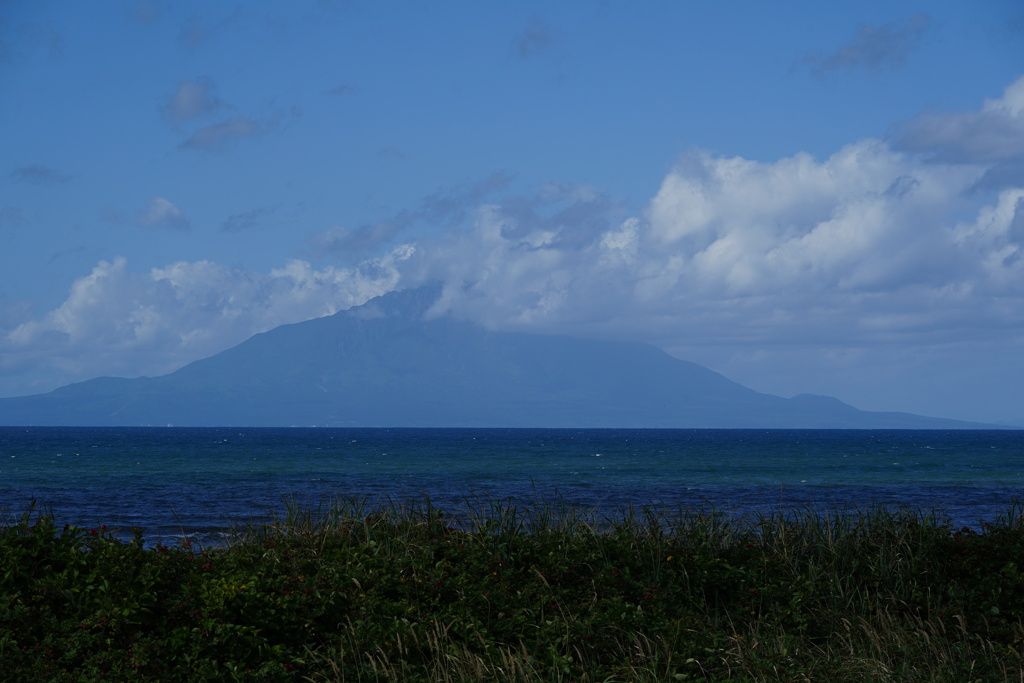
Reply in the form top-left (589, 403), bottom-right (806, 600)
top-left (2, 501), bottom-right (1023, 681)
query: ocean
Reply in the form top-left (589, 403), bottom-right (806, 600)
top-left (1, 427), bottom-right (1022, 545)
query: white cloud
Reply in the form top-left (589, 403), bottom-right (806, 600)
top-left (411, 138), bottom-right (1021, 357)
top-left (892, 76), bottom-right (1024, 164)
top-left (2, 247), bottom-right (414, 396)
top-left (5, 79), bottom-right (1024, 420)
top-left (136, 196), bottom-right (189, 231)
top-left (5, 137), bottom-right (1023, 405)
top-left (646, 142), bottom-right (972, 296)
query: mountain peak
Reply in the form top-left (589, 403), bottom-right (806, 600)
top-left (0, 288), bottom-right (1001, 428)
top-left (344, 283), bottom-right (444, 321)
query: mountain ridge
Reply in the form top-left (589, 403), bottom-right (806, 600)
top-left (0, 287), bottom-right (1001, 429)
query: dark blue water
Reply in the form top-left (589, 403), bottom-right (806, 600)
top-left (1, 427), bottom-right (1022, 543)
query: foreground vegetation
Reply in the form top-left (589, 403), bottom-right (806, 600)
top-left (3, 500), bottom-right (1024, 682)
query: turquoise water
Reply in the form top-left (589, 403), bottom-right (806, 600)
top-left (1, 427), bottom-right (1022, 543)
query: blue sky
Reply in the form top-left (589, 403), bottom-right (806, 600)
top-left (2, 0), bottom-right (1023, 423)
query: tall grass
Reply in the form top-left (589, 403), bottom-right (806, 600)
top-left (2, 499), bottom-right (1024, 681)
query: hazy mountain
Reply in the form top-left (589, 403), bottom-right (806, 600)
top-left (0, 286), bottom-right (998, 428)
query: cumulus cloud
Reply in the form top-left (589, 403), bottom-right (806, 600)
top-left (800, 14), bottom-right (931, 77)
top-left (892, 76), bottom-right (1024, 165)
top-left (10, 133), bottom-right (1023, 398)
top-left (3, 247), bottom-right (414, 396)
top-left (136, 197), bottom-right (189, 231)
top-left (5, 79), bottom-right (1024, 412)
top-left (410, 139), bottom-right (1021, 357)
top-left (11, 164), bottom-right (71, 185)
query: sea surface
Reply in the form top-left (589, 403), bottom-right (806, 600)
top-left (1, 427), bottom-right (1022, 545)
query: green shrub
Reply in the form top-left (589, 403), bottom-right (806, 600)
top-left (1, 501), bottom-right (1023, 681)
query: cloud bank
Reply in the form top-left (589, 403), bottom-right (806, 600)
top-left (416, 142), bottom-right (1019, 353)
top-left (3, 248), bottom-right (414, 396)
top-left (892, 77), bottom-right (1024, 165)
top-left (3, 78), bottom-right (1023, 408)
